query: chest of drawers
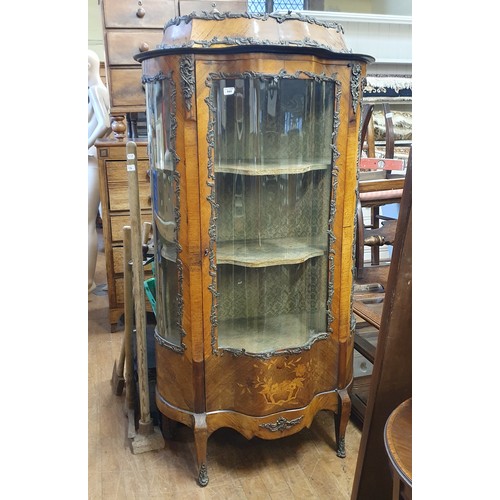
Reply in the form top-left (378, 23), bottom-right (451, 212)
top-left (100, 0), bottom-right (178, 138)
top-left (96, 139), bottom-right (153, 331)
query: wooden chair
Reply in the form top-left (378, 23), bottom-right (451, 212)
top-left (355, 168), bottom-right (404, 283)
top-left (355, 102), bottom-right (410, 282)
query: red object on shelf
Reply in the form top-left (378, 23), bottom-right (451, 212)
top-left (359, 158), bottom-right (404, 171)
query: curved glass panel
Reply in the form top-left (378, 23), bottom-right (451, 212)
top-left (145, 76), bottom-right (182, 348)
top-left (211, 74), bottom-right (335, 354)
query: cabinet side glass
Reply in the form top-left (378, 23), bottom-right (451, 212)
top-left (145, 76), bottom-right (183, 348)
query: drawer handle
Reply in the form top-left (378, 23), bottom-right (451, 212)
top-left (136, 6), bottom-right (146, 18)
top-left (139, 42), bottom-right (150, 52)
top-left (147, 195), bottom-right (151, 205)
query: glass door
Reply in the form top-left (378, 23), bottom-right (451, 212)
top-left (209, 72), bottom-right (338, 355)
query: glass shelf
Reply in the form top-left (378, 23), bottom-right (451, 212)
top-left (216, 258), bottom-right (328, 352)
top-left (154, 213), bottom-right (175, 243)
top-left (217, 312), bottom-right (327, 354)
top-left (215, 161), bottom-right (329, 176)
top-left (217, 237), bottom-right (326, 268)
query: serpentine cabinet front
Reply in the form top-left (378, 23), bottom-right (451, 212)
top-left (141, 48), bottom-right (368, 486)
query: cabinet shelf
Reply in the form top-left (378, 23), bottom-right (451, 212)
top-left (217, 237), bottom-right (326, 268)
top-left (215, 161), bottom-right (329, 176)
top-left (218, 312), bottom-right (326, 354)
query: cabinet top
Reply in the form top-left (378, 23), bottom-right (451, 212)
top-left (134, 10), bottom-right (375, 63)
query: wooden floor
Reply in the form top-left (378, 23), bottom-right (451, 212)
top-left (88, 228), bottom-right (363, 499)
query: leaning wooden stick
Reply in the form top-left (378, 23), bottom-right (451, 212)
top-left (111, 219), bottom-right (150, 398)
top-left (142, 221), bottom-right (152, 246)
top-left (123, 225), bottom-right (136, 438)
top-left (127, 141), bottom-right (151, 430)
top-left (111, 329), bottom-right (126, 395)
top-left (110, 227), bottom-right (133, 396)
top-left (126, 141), bottom-right (164, 454)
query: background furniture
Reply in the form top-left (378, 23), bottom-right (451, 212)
top-left (354, 172), bottom-right (404, 283)
top-left (96, 139), bottom-right (153, 331)
top-left (356, 75), bottom-right (412, 274)
top-left (351, 160), bottom-right (412, 500)
top-left (350, 155), bottom-right (407, 424)
top-left (96, 0), bottom-right (177, 331)
top-left (385, 398), bottom-right (412, 500)
top-left (356, 84), bottom-right (411, 277)
top-left (350, 76), bottom-right (411, 422)
top-left (100, 0), bottom-right (249, 139)
top-left (99, 0), bottom-right (178, 139)
top-left (136, 11), bottom-right (373, 486)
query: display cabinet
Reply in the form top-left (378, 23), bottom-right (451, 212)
top-left (135, 9), bottom-right (373, 486)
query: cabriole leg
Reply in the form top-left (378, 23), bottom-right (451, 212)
top-left (334, 388), bottom-right (351, 458)
top-left (193, 413), bottom-right (209, 487)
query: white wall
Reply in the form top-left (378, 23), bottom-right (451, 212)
top-left (291, 10), bottom-right (412, 75)
top-left (323, 0), bottom-right (411, 15)
top-left (88, 0), bottom-right (105, 60)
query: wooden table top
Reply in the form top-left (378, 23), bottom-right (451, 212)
top-left (358, 177), bottom-right (405, 194)
top-left (352, 300), bottom-right (383, 330)
top-left (384, 398), bottom-right (412, 486)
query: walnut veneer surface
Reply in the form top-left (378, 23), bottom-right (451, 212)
top-left (384, 398), bottom-right (412, 500)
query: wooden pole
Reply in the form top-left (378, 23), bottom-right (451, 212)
top-left (142, 221), bottom-right (152, 246)
top-left (123, 225), bottom-right (137, 438)
top-left (110, 227), bottom-right (137, 397)
top-left (126, 141), bottom-right (152, 435)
